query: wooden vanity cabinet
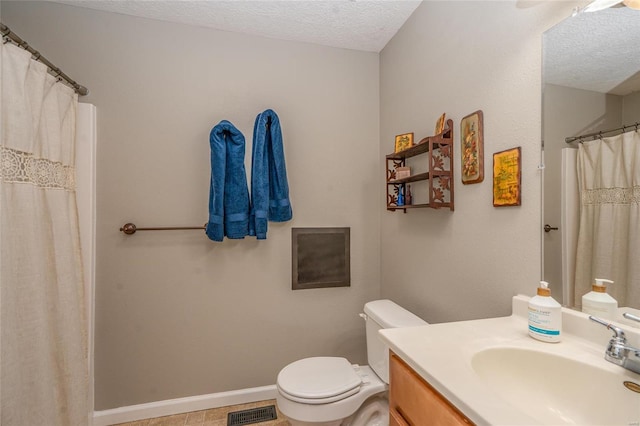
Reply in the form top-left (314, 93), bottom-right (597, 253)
top-left (389, 351), bottom-right (474, 426)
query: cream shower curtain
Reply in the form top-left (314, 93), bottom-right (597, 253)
top-left (574, 130), bottom-right (640, 309)
top-left (1, 42), bottom-right (89, 424)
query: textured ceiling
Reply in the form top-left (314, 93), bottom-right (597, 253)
top-left (544, 6), bottom-right (640, 95)
top-left (49, 0), bottom-right (422, 52)
top-left (45, 1), bottom-right (640, 93)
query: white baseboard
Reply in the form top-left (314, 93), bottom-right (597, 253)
top-left (92, 385), bottom-right (278, 426)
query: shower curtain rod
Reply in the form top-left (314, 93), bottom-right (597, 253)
top-left (565, 121), bottom-right (640, 144)
top-left (1, 23), bottom-right (88, 96)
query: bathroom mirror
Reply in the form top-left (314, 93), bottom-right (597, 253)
top-left (542, 6), bottom-right (640, 316)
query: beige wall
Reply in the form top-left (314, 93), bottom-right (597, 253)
top-left (3, 0), bottom-right (583, 412)
top-left (622, 91), bottom-right (640, 124)
top-left (2, 2), bottom-right (380, 410)
top-left (379, 1), bottom-right (577, 323)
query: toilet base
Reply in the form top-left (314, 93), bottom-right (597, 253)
top-left (343, 395), bottom-right (388, 426)
top-left (287, 421), bottom-right (342, 426)
top-left (280, 394), bottom-right (389, 426)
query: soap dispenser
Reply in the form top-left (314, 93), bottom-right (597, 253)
top-left (582, 278), bottom-right (617, 320)
top-left (528, 281), bottom-right (562, 343)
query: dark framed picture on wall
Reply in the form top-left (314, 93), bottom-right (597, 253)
top-left (460, 110), bottom-right (484, 185)
top-left (492, 147), bottom-right (521, 207)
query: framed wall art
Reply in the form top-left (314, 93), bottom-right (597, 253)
top-left (460, 110), bottom-right (484, 184)
top-left (435, 113), bottom-right (446, 135)
top-left (493, 147), bottom-right (521, 207)
top-left (394, 132), bottom-right (414, 153)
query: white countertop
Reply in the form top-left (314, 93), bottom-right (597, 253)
top-left (379, 295), bottom-right (640, 426)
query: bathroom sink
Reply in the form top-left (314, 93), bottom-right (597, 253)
top-left (471, 347), bottom-right (640, 425)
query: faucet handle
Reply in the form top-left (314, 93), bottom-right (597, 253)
top-left (590, 316), bottom-right (640, 374)
top-left (623, 312), bottom-right (640, 323)
top-left (589, 316), bottom-right (630, 365)
top-left (588, 316), bottom-right (626, 340)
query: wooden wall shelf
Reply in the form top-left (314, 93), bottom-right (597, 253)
top-left (385, 119), bottom-right (455, 212)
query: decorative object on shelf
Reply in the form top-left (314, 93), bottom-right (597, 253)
top-left (394, 132), bottom-right (414, 153)
top-left (435, 113), bottom-right (446, 135)
top-left (396, 166), bottom-right (411, 179)
top-left (385, 119), bottom-right (454, 212)
top-left (493, 146), bottom-right (521, 207)
top-left (460, 110), bottom-right (484, 185)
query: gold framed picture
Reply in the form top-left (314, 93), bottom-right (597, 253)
top-left (461, 110), bottom-right (484, 185)
top-left (394, 132), bottom-right (414, 153)
top-left (493, 147), bottom-right (521, 207)
top-left (435, 113), bottom-right (446, 135)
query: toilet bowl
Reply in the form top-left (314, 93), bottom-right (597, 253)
top-left (276, 358), bottom-right (386, 426)
top-left (276, 300), bottom-right (427, 426)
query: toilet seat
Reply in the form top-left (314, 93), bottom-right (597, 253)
top-left (277, 357), bottom-right (362, 404)
top-left (276, 363), bottom-right (387, 424)
top-left (278, 385), bottom-right (361, 405)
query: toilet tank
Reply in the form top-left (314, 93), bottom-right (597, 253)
top-left (363, 299), bottom-right (427, 383)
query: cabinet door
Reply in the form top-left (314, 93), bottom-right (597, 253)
top-left (390, 409), bottom-right (409, 426)
top-left (389, 352), bottom-right (473, 426)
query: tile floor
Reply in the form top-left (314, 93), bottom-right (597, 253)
top-left (112, 399), bottom-right (290, 426)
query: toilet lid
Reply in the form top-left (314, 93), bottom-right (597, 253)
top-left (277, 357), bottom-right (362, 400)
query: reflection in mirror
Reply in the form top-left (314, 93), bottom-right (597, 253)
top-left (542, 6), bottom-right (640, 323)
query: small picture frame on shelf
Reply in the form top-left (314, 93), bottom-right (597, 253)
top-left (435, 113), bottom-right (446, 135)
top-left (461, 110), bottom-right (484, 185)
top-left (394, 132), bottom-right (414, 153)
top-left (493, 146), bottom-right (521, 207)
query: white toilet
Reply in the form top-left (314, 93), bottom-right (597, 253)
top-left (276, 300), bottom-right (427, 426)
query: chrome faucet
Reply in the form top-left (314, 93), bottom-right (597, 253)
top-left (623, 312), bottom-right (640, 324)
top-left (589, 316), bottom-right (640, 375)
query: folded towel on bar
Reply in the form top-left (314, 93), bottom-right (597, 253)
top-left (206, 120), bottom-right (251, 241)
top-left (249, 109), bottom-right (293, 239)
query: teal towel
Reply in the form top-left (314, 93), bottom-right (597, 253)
top-left (206, 120), bottom-right (250, 241)
top-left (249, 109), bottom-right (292, 239)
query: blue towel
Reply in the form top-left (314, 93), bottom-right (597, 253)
top-left (249, 109), bottom-right (292, 239)
top-left (206, 120), bottom-right (251, 241)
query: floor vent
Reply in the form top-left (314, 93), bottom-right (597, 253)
top-left (227, 405), bottom-right (277, 426)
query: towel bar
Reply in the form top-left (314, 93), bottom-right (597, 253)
top-left (119, 222), bottom-right (206, 235)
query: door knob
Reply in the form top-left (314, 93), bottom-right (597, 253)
top-left (544, 224), bottom-right (559, 233)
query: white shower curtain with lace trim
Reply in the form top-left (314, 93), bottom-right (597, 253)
top-left (574, 130), bottom-right (640, 309)
top-left (1, 42), bottom-right (89, 425)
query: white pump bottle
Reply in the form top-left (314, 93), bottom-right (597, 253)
top-left (582, 278), bottom-right (617, 320)
top-left (528, 281), bottom-right (562, 343)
